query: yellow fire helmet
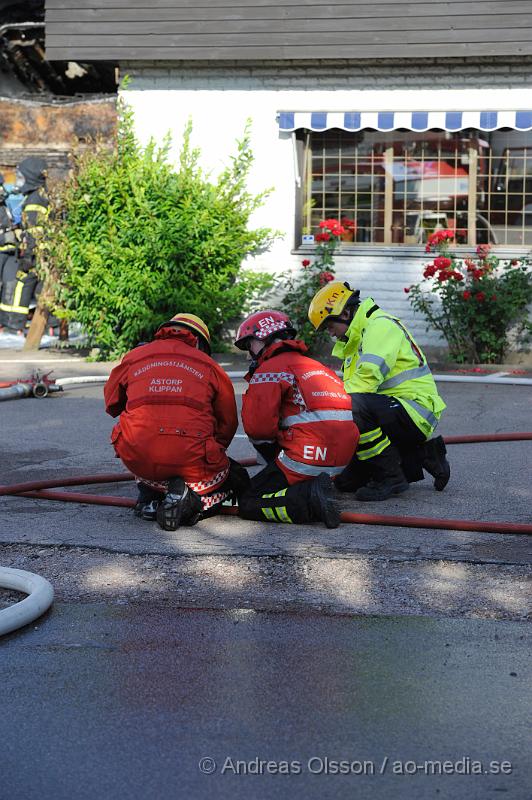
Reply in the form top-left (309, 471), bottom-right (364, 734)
top-left (162, 312), bottom-right (211, 354)
top-left (308, 281), bottom-right (359, 331)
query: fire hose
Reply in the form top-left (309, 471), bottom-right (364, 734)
top-left (1, 436), bottom-right (531, 535)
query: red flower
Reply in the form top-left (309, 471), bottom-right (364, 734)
top-left (491, 294), bottom-right (497, 301)
top-left (423, 264), bottom-right (437, 278)
top-left (475, 291), bottom-right (486, 302)
top-left (476, 244), bottom-right (491, 258)
top-left (453, 272), bottom-right (464, 281)
top-left (340, 217), bottom-right (357, 231)
top-left (330, 225), bottom-right (346, 237)
top-left (425, 244), bottom-right (431, 253)
top-left (510, 259), bottom-right (520, 266)
top-left (301, 259), bottom-right (311, 267)
top-left (315, 232), bottom-right (330, 242)
top-left (437, 271), bottom-right (450, 282)
top-left (320, 217), bottom-right (341, 230)
top-left (472, 269), bottom-right (484, 280)
top-left (434, 256), bottom-right (452, 270)
top-left (403, 287), bottom-right (410, 293)
top-left (462, 290), bottom-right (471, 300)
top-left (464, 258), bottom-right (476, 272)
top-left (318, 271), bottom-right (335, 286)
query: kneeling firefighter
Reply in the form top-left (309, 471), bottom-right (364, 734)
top-left (104, 313), bottom-right (249, 531)
top-left (234, 310), bottom-right (359, 528)
top-left (308, 282), bottom-right (450, 501)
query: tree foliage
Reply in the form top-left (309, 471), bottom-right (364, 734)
top-left (43, 102), bottom-right (275, 358)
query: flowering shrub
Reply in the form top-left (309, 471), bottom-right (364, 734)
top-left (406, 231), bottom-right (532, 363)
top-left (281, 218), bottom-right (344, 349)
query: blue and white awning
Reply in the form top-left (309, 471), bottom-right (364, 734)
top-left (278, 110), bottom-right (532, 132)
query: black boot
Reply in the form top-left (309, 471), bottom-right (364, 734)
top-left (156, 477), bottom-right (202, 531)
top-left (309, 473), bottom-right (341, 528)
top-left (334, 458), bottom-right (369, 493)
top-left (421, 436), bottom-right (450, 491)
top-left (134, 483), bottom-right (164, 521)
top-left (354, 447), bottom-right (409, 501)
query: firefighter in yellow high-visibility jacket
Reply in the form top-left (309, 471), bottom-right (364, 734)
top-left (308, 281), bottom-right (450, 501)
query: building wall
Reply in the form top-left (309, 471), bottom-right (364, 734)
top-left (121, 58), bottom-right (532, 348)
top-left (45, 0), bottom-right (532, 61)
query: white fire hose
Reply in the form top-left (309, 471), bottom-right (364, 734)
top-left (0, 567), bottom-right (54, 636)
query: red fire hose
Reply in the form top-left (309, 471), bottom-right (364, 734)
top-left (1, 437), bottom-right (531, 535)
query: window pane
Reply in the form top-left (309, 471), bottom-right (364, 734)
top-left (302, 128), bottom-right (532, 246)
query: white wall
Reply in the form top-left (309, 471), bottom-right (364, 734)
top-left (121, 59), bottom-right (532, 349)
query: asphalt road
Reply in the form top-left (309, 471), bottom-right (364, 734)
top-left (0, 370), bottom-right (530, 566)
top-left (1, 606), bottom-right (530, 800)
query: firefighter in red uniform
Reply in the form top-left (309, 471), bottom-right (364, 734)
top-left (234, 310), bottom-right (359, 528)
top-left (104, 313), bottom-right (248, 531)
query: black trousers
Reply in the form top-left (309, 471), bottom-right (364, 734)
top-left (339, 392), bottom-right (427, 487)
top-left (0, 255), bottom-right (37, 330)
top-left (238, 461), bottom-right (315, 524)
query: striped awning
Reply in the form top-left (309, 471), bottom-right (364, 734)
top-left (278, 110), bottom-right (532, 132)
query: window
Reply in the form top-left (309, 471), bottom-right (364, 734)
top-left (301, 128), bottom-right (532, 247)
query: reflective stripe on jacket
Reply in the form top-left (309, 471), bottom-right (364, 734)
top-left (332, 297), bottom-right (446, 438)
top-left (104, 328), bottom-right (238, 488)
top-left (242, 339), bottom-right (359, 484)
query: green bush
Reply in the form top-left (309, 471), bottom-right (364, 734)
top-left (43, 102), bottom-right (275, 358)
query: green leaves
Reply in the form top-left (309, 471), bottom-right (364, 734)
top-left (40, 111), bottom-right (274, 359)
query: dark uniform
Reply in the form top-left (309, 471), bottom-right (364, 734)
top-left (0, 176), bottom-right (18, 325)
top-left (0, 158), bottom-right (48, 331)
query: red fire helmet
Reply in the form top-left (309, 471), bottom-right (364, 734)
top-left (234, 310), bottom-right (296, 350)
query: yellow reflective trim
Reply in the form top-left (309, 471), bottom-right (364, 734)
top-left (262, 492), bottom-right (274, 498)
top-left (0, 301), bottom-right (30, 314)
top-left (262, 507), bottom-right (276, 522)
top-left (275, 506), bottom-right (293, 523)
top-left (359, 428), bottom-right (382, 445)
top-left (23, 204), bottom-right (48, 213)
top-left (13, 280), bottom-right (24, 308)
top-left (357, 436), bottom-right (391, 461)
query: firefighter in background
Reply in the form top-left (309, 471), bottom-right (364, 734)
top-left (0, 158), bottom-right (48, 332)
top-left (308, 282), bottom-right (450, 501)
top-left (104, 313), bottom-right (249, 532)
top-left (0, 176), bottom-right (18, 326)
top-left (234, 310), bottom-right (359, 528)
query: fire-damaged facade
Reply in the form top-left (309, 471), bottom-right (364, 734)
top-left (0, 0), bottom-right (117, 182)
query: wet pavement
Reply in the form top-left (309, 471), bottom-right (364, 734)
top-left (1, 605), bottom-right (530, 800)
